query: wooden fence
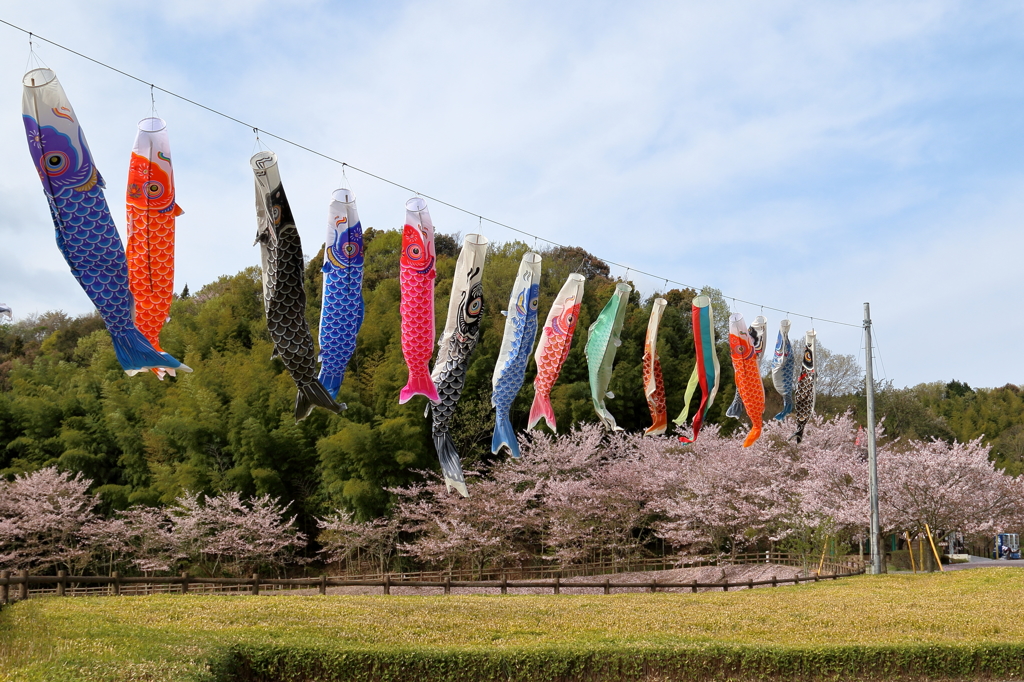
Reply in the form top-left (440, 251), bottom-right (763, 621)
top-left (0, 553), bottom-right (864, 603)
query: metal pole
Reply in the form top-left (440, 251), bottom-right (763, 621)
top-left (864, 302), bottom-right (882, 575)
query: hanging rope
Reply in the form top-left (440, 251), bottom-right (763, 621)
top-left (0, 17), bottom-right (861, 328)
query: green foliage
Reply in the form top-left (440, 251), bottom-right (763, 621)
top-left (1, 232), bottom-right (741, 525)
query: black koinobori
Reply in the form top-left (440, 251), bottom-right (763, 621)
top-left (251, 151), bottom-right (342, 421)
top-left (426, 234), bottom-right (489, 496)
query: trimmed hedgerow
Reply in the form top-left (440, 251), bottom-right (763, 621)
top-left (4, 569), bottom-right (1024, 681)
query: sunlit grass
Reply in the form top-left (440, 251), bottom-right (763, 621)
top-left (2, 568), bottom-right (1023, 681)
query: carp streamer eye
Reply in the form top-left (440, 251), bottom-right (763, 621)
top-left (565, 313), bottom-right (576, 326)
top-left (271, 206), bottom-right (282, 224)
top-left (405, 244), bottom-right (423, 260)
top-left (732, 339), bottom-right (750, 356)
top-left (342, 242), bottom-right (361, 258)
top-left (468, 297), bottom-right (483, 316)
top-left (43, 152), bottom-right (69, 175)
top-left (530, 298), bottom-right (539, 311)
top-left (146, 181), bottom-right (164, 199)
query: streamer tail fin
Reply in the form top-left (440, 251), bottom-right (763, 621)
top-left (295, 380), bottom-right (345, 421)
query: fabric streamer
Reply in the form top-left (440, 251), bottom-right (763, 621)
top-left (643, 297), bottom-right (669, 435)
top-left (585, 282), bottom-right (632, 431)
top-left (125, 116), bottom-right (183, 379)
top-left (790, 330), bottom-right (818, 443)
top-left (22, 68), bottom-right (189, 377)
top-left (725, 315), bottom-right (767, 421)
top-left (771, 319), bottom-right (797, 420)
top-left (529, 273), bottom-right (585, 431)
top-left (491, 252), bottom-right (542, 457)
top-left (428, 234), bottom-right (489, 496)
top-left (0, 304), bottom-right (11, 321)
top-left (251, 151), bottom-right (341, 421)
top-left (318, 189), bottom-right (363, 400)
top-left (728, 313), bottom-right (766, 447)
top-left (398, 197), bottom-right (440, 404)
top-left (675, 295), bottom-right (720, 443)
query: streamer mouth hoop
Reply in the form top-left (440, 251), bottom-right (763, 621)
top-left (138, 117), bottom-right (166, 133)
top-left (406, 197), bottom-right (427, 212)
top-left (23, 68), bottom-right (55, 88)
top-left (464, 233), bottom-right (489, 247)
top-left (333, 189), bottom-right (355, 203)
top-left (522, 252), bottom-right (542, 265)
top-left (567, 273), bottom-right (586, 283)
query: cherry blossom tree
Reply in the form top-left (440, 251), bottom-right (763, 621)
top-left (0, 467), bottom-right (100, 574)
top-left (169, 492), bottom-right (306, 576)
top-left (317, 511), bottom-right (400, 575)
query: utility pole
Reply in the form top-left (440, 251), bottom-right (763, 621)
top-left (864, 303), bottom-right (882, 574)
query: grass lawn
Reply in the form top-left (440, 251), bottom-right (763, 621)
top-left (2, 568), bottom-right (1024, 681)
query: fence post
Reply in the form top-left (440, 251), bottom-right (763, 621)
top-left (748, 579), bottom-right (753, 590)
top-left (604, 578), bottom-right (610, 595)
top-left (554, 576), bottom-right (560, 595)
top-left (319, 574), bottom-right (327, 595)
top-left (252, 573), bottom-right (260, 596)
top-left (57, 570), bottom-right (66, 597)
top-left (181, 572), bottom-right (189, 595)
top-left (650, 578), bottom-right (657, 593)
top-left (383, 574), bottom-right (391, 596)
top-left (771, 575), bottom-right (777, 588)
top-left (112, 571), bottom-right (121, 597)
top-left (765, 550), bottom-right (769, 564)
top-left (690, 581), bottom-right (697, 593)
top-left (444, 577), bottom-right (451, 596)
top-left (0, 570), bottom-right (8, 604)
top-left (723, 579), bottom-right (729, 592)
top-left (500, 575), bottom-right (507, 595)
top-left (19, 570), bottom-right (28, 601)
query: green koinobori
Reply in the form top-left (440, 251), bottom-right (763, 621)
top-left (585, 282), bottom-right (632, 431)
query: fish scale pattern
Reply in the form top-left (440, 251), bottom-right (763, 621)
top-left (399, 266), bottom-right (436, 388)
top-left (253, 162), bottom-right (342, 421)
top-left (492, 283), bottom-right (540, 457)
top-left (54, 181), bottom-right (136, 334)
top-left (319, 262), bottom-right (363, 398)
top-left (643, 352), bottom-right (667, 435)
top-left (530, 302), bottom-right (581, 430)
top-left (126, 202), bottom-right (178, 352)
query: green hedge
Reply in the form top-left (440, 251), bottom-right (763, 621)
top-left (212, 642), bottom-right (1024, 682)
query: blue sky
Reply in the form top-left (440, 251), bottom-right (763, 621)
top-left (1, 1), bottom-right (1022, 388)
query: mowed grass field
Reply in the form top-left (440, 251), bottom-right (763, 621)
top-left (2, 568), bottom-right (1024, 682)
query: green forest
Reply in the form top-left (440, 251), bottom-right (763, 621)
top-left (2, 228), bottom-right (1022, 532)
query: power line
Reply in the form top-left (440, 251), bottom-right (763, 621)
top-left (1, 17), bottom-right (862, 329)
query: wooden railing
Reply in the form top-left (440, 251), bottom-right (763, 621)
top-left (0, 553), bottom-right (864, 603)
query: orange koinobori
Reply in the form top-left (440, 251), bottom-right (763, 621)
top-left (126, 117), bottom-right (183, 378)
top-left (728, 312), bottom-right (766, 447)
top-left (643, 297), bottom-right (669, 435)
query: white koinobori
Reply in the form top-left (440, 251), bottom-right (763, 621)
top-left (428, 234), bottom-right (489, 496)
top-left (0, 303), bottom-right (11, 320)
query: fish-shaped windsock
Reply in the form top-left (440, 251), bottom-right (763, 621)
top-left (0, 304), bottom-right (11, 321)
top-left (125, 117), bottom-right (183, 379)
top-left (251, 151), bottom-right (342, 421)
top-left (399, 197), bottom-right (440, 404)
top-left (428, 234), bottom-right (489, 495)
top-left (725, 315), bottom-right (768, 421)
top-left (585, 283), bottom-right (631, 431)
top-left (491, 252), bottom-right (542, 457)
top-left (790, 331), bottom-right (817, 443)
top-left (22, 68), bottom-right (189, 377)
top-left (771, 319), bottom-right (796, 420)
top-left (643, 298), bottom-right (669, 435)
top-left (318, 189), bottom-right (363, 400)
top-left (529, 273), bottom-right (585, 431)
top-left (728, 313), bottom-right (766, 447)
top-left (675, 295), bottom-right (720, 443)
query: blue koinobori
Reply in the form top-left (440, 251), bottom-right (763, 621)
top-left (21, 68), bottom-right (189, 376)
top-left (491, 252), bottom-right (542, 458)
top-left (318, 189), bottom-right (364, 401)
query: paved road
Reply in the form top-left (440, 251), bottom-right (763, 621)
top-left (943, 555), bottom-right (1024, 571)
